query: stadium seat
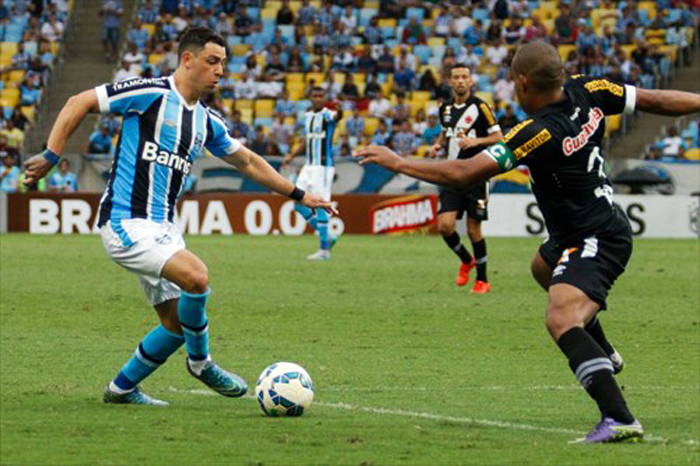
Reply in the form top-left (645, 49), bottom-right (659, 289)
top-left (412, 91), bottom-right (431, 103)
top-left (232, 44), bottom-right (251, 56)
top-left (685, 148), bottom-right (700, 160)
top-left (20, 105), bottom-right (34, 122)
top-left (6, 70), bottom-right (25, 84)
top-left (406, 7), bottom-right (424, 22)
top-left (558, 44), bottom-right (577, 61)
top-left (0, 42), bottom-right (18, 57)
top-left (427, 37), bottom-right (445, 47)
top-left (306, 72), bottom-right (324, 85)
top-left (148, 53), bottom-right (164, 64)
top-left (255, 99), bottom-right (275, 118)
top-left (240, 108), bottom-right (254, 124)
top-left (475, 91), bottom-right (494, 108)
top-left (143, 23), bottom-right (155, 35)
top-left (287, 82), bottom-right (305, 100)
top-left (364, 117), bottom-right (380, 135)
top-left (1, 88), bottom-right (20, 106)
top-left (413, 45), bottom-right (432, 65)
top-left (236, 99), bottom-right (254, 111)
top-left (605, 115), bottom-right (621, 136)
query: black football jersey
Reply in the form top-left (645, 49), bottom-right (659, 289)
top-left (438, 95), bottom-right (501, 160)
top-left (485, 76), bottom-right (637, 244)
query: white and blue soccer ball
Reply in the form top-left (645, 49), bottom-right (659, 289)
top-left (255, 362), bottom-right (314, 417)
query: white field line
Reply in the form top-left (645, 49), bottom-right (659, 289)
top-left (319, 385), bottom-right (700, 392)
top-left (167, 387), bottom-right (699, 446)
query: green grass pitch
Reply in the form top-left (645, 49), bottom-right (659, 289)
top-left (1, 234), bottom-right (698, 465)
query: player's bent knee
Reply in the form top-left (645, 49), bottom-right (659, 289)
top-left (438, 222), bottom-right (455, 237)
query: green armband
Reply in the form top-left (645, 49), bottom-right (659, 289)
top-left (484, 142), bottom-right (517, 172)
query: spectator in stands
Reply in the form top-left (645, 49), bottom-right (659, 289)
top-left (422, 110), bottom-right (442, 146)
top-left (363, 16), bottom-right (382, 45)
top-left (276, 0), bottom-right (294, 25)
top-left (228, 110), bottom-right (250, 140)
top-left (270, 115), bottom-right (293, 152)
top-left (357, 45), bottom-right (377, 74)
top-left (645, 145), bottom-right (663, 161)
top-left (159, 0), bottom-right (179, 15)
top-left (600, 26), bottom-right (617, 57)
top-left (417, 67), bottom-right (438, 95)
top-left (376, 45), bottom-right (395, 74)
top-left (331, 23), bottom-right (352, 50)
top-left (264, 138), bottom-right (282, 157)
top-left (486, 18), bottom-right (502, 45)
top-left (248, 23), bottom-right (268, 54)
top-left (243, 54), bottom-right (262, 80)
top-left (0, 134), bottom-right (18, 160)
top-left (463, 19), bottom-right (485, 46)
top-left (391, 91), bottom-right (411, 121)
top-left (392, 120), bottom-right (416, 156)
top-left (503, 17), bottom-right (525, 45)
top-left (554, 3), bottom-right (575, 44)
top-left (0, 152), bottom-right (20, 193)
top-left (20, 79), bottom-right (41, 106)
top-left (332, 45), bottom-right (354, 72)
top-left (523, 14), bottom-right (547, 43)
top-left (364, 73), bottom-right (382, 100)
top-left (509, 0), bottom-right (529, 18)
top-left (286, 46), bottom-right (305, 73)
top-left (345, 108), bottom-right (365, 147)
top-left (393, 59), bottom-right (415, 92)
top-left (433, 6), bottom-right (451, 37)
top-left (487, 37), bottom-right (508, 67)
top-left (249, 126), bottom-right (268, 155)
top-left (10, 106), bottom-right (29, 132)
top-left (412, 108), bottom-right (428, 137)
top-left (234, 6), bottom-right (254, 37)
top-left (313, 24), bottom-right (331, 53)
top-left (372, 119), bottom-right (391, 146)
top-left (271, 27), bottom-right (291, 53)
top-left (450, 6), bottom-right (473, 38)
top-left (41, 12), bottom-right (64, 42)
top-left (87, 125), bottom-right (112, 156)
top-left (461, 44), bottom-right (481, 71)
top-left (214, 12), bottom-right (234, 37)
top-left (293, 24), bottom-right (309, 51)
top-left (127, 17), bottom-right (149, 51)
top-left (402, 16), bottom-right (426, 45)
top-left (0, 1), bottom-right (8, 22)
top-left (369, 91), bottom-right (391, 119)
top-left (494, 74), bottom-right (515, 103)
top-left (233, 70), bottom-right (257, 99)
top-left (577, 24), bottom-right (599, 54)
top-left (498, 104), bottom-right (520, 134)
top-left (11, 42), bottom-right (32, 70)
top-left (340, 5), bottom-right (357, 36)
top-left (140, 0), bottom-right (158, 24)
top-left (660, 126), bottom-right (685, 158)
top-left (297, 0), bottom-right (317, 26)
top-left (172, 6), bottom-right (189, 33)
top-left (48, 159), bottom-right (78, 193)
top-left (100, 0), bottom-right (123, 61)
top-left (395, 45), bottom-right (417, 72)
top-left (380, 0), bottom-right (403, 20)
top-left (264, 52), bottom-right (287, 83)
top-left (321, 70), bottom-right (341, 99)
top-left (274, 90), bottom-right (296, 117)
top-left (101, 113), bottom-right (121, 137)
top-left (114, 59), bottom-right (138, 81)
top-left (340, 72), bottom-right (359, 101)
top-left (123, 43), bottom-right (144, 73)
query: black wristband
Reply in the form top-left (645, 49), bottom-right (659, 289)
top-left (289, 186), bottom-right (305, 201)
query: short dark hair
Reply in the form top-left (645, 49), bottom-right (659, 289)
top-left (310, 86), bottom-right (325, 94)
top-left (511, 42), bottom-right (565, 91)
top-left (177, 27), bottom-right (227, 60)
top-left (449, 63), bottom-right (471, 77)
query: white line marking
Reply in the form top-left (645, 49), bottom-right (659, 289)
top-left (320, 385), bottom-right (700, 392)
top-left (168, 387), bottom-right (698, 446)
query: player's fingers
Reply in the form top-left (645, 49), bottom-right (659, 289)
top-left (22, 175), bottom-right (35, 186)
top-left (324, 204), bottom-right (339, 216)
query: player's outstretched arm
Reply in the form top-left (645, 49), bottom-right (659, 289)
top-left (23, 89), bottom-right (99, 185)
top-left (635, 88), bottom-right (700, 116)
top-left (281, 138), bottom-right (305, 167)
top-left (353, 145), bottom-right (501, 187)
top-left (224, 145), bottom-right (338, 214)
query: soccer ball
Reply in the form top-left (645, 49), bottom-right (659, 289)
top-left (255, 362), bottom-right (314, 417)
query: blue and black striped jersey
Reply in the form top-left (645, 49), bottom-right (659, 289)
top-left (302, 108), bottom-right (337, 168)
top-left (95, 76), bottom-right (241, 229)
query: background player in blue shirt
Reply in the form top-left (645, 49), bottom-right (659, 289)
top-left (281, 87), bottom-right (342, 261)
top-left (23, 27), bottom-right (334, 406)
top-left (48, 159), bottom-right (78, 192)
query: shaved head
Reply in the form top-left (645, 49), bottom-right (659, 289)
top-left (511, 42), bottom-right (565, 92)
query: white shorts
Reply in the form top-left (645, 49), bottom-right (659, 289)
top-left (296, 165), bottom-right (334, 202)
top-left (100, 218), bottom-right (185, 305)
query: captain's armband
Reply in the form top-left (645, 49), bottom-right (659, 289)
top-left (484, 142), bottom-right (517, 172)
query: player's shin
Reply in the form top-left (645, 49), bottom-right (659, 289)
top-left (557, 327), bottom-right (635, 423)
top-left (472, 239), bottom-right (488, 282)
top-left (442, 231), bottom-right (473, 264)
top-left (178, 289), bottom-right (211, 374)
top-left (585, 315), bottom-right (614, 355)
top-left (317, 208), bottom-right (330, 250)
top-left (111, 325), bottom-right (185, 392)
top-left (294, 203), bottom-right (318, 230)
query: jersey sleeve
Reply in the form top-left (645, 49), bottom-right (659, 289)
top-left (483, 119), bottom-right (554, 172)
top-left (95, 77), bottom-right (170, 115)
top-left (572, 75), bottom-right (636, 116)
top-left (204, 110), bottom-right (242, 158)
top-left (478, 101), bottom-right (502, 134)
top-left (324, 108), bottom-right (338, 122)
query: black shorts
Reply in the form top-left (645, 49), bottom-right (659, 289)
top-left (539, 221), bottom-right (632, 310)
top-left (437, 184), bottom-right (489, 221)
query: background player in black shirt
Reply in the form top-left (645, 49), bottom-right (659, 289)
top-left (430, 64), bottom-right (503, 293)
top-left (355, 42), bottom-right (700, 444)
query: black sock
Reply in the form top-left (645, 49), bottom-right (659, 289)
top-left (585, 316), bottom-right (614, 356)
top-left (442, 232), bottom-right (473, 264)
top-left (472, 239), bottom-right (487, 282)
top-left (557, 327), bottom-right (634, 423)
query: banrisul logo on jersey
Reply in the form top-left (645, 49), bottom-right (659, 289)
top-left (141, 141), bottom-right (192, 175)
top-left (370, 195), bottom-right (438, 235)
top-left (563, 107), bottom-right (605, 155)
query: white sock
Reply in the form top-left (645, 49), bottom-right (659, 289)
top-left (109, 381), bottom-right (133, 394)
top-left (188, 356), bottom-right (211, 376)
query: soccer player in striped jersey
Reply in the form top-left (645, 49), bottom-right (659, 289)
top-left (356, 42), bottom-right (700, 443)
top-left (22, 27), bottom-right (335, 406)
top-left (281, 86), bottom-right (342, 260)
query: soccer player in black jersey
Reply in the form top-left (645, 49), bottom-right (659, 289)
top-left (430, 64), bottom-right (503, 293)
top-left (355, 42), bottom-right (700, 443)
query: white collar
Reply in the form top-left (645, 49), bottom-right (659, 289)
top-left (167, 76), bottom-right (198, 111)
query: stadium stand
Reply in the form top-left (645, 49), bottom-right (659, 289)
top-left (94, 0), bottom-right (697, 168)
top-left (644, 118), bottom-right (700, 161)
top-left (0, 0), bottom-right (73, 192)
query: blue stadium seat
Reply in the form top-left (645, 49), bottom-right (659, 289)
top-left (413, 45), bottom-right (432, 64)
top-left (254, 117), bottom-right (274, 128)
top-left (431, 44), bottom-right (446, 59)
top-left (472, 9), bottom-right (489, 22)
top-left (247, 8), bottom-right (260, 21)
top-left (406, 7), bottom-right (424, 22)
top-left (227, 36), bottom-right (242, 47)
top-left (278, 25), bottom-right (294, 38)
top-left (381, 27), bottom-right (395, 39)
top-left (359, 8), bottom-right (375, 27)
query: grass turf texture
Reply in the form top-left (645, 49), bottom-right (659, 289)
top-left (1, 234), bottom-right (698, 465)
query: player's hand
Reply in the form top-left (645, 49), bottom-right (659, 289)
top-left (457, 132), bottom-right (480, 149)
top-left (353, 145), bottom-right (404, 171)
top-left (302, 192), bottom-right (339, 216)
top-left (428, 143), bottom-right (441, 158)
top-left (22, 153), bottom-right (53, 186)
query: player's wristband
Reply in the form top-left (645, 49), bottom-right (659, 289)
top-left (43, 149), bottom-right (61, 166)
top-left (289, 186), bottom-right (305, 201)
